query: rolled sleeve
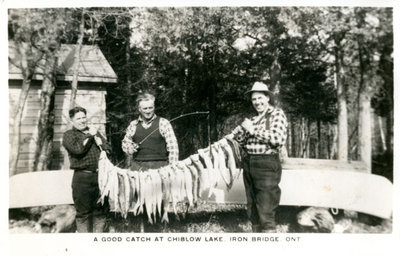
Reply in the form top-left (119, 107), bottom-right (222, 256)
top-left (159, 118), bottom-right (179, 163)
top-left (122, 120), bottom-right (138, 154)
top-left (254, 109), bottom-right (287, 147)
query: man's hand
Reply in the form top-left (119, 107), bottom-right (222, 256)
top-left (241, 118), bottom-right (255, 135)
top-left (225, 134), bottom-right (234, 140)
top-left (94, 136), bottom-right (103, 146)
top-left (88, 126), bottom-right (98, 136)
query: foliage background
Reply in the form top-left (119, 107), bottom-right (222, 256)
top-left (7, 6), bottom-right (393, 180)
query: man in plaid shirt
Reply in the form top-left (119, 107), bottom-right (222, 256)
top-left (122, 92), bottom-right (179, 170)
top-left (227, 81), bottom-right (288, 233)
top-left (63, 106), bottom-right (110, 233)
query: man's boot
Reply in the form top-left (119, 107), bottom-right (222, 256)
top-left (93, 216), bottom-right (106, 233)
top-left (252, 224), bottom-right (261, 233)
top-left (75, 217), bottom-right (89, 233)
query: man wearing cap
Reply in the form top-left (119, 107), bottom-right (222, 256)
top-left (121, 92), bottom-right (179, 170)
top-left (63, 106), bottom-right (111, 233)
top-left (226, 81), bottom-right (288, 233)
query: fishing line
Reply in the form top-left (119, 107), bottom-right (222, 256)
top-left (138, 111), bottom-right (210, 145)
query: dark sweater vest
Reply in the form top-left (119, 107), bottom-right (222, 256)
top-left (132, 116), bottom-right (168, 161)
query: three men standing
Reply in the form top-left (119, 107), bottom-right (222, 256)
top-left (63, 84), bottom-right (285, 233)
top-left (63, 106), bottom-right (111, 233)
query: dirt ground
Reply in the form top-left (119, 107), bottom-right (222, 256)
top-left (9, 203), bottom-right (392, 234)
top-left (105, 203), bottom-right (392, 233)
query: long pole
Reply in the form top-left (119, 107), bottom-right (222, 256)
top-left (138, 111), bottom-right (210, 145)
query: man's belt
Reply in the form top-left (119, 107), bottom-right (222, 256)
top-left (247, 150), bottom-right (279, 155)
top-left (75, 169), bottom-right (98, 173)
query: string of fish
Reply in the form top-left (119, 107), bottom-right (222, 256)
top-left (97, 137), bottom-right (243, 224)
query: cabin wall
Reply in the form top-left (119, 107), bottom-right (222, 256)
top-left (9, 80), bottom-right (108, 173)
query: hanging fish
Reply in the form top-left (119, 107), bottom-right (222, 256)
top-left (97, 152), bottom-right (116, 205)
top-left (117, 171), bottom-right (129, 218)
top-left (198, 148), bottom-right (217, 189)
top-left (123, 171), bottom-right (131, 218)
top-left (127, 170), bottom-right (139, 214)
top-left (168, 165), bottom-right (180, 217)
top-left (136, 171), bottom-right (146, 215)
top-left (149, 169), bottom-right (162, 223)
top-left (183, 157), bottom-right (199, 204)
top-left (226, 137), bottom-right (243, 178)
top-left (131, 170), bottom-right (142, 215)
top-left (215, 142), bottom-right (233, 190)
top-left (187, 164), bottom-right (199, 204)
top-left (173, 164), bottom-right (185, 202)
top-left (108, 166), bottom-right (120, 213)
top-left (211, 144), bottom-right (227, 186)
top-left (177, 162), bottom-right (194, 207)
top-left (97, 151), bottom-right (109, 195)
top-left (159, 166), bottom-right (172, 223)
top-left (190, 154), bottom-right (209, 194)
top-left (143, 172), bottom-right (154, 224)
top-left (219, 138), bottom-right (238, 180)
top-left (198, 149), bottom-right (213, 171)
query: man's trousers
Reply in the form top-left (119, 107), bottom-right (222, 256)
top-left (243, 154), bottom-right (282, 232)
top-left (72, 171), bottom-right (107, 233)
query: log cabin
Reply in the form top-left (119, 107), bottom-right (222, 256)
top-left (8, 43), bottom-right (117, 174)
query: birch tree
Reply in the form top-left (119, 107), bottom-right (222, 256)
top-left (8, 10), bottom-right (45, 175)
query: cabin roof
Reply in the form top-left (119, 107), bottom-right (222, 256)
top-left (8, 42), bottom-right (118, 83)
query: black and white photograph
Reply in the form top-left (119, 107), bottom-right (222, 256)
top-left (2, 0), bottom-right (398, 255)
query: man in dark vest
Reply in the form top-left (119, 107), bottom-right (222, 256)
top-left (122, 92), bottom-right (179, 171)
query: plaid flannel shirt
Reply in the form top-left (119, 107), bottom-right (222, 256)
top-left (231, 106), bottom-right (288, 155)
top-left (63, 127), bottom-right (110, 171)
top-left (122, 114), bottom-right (179, 163)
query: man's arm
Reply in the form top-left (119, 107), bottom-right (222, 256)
top-left (121, 120), bottom-right (139, 154)
top-left (95, 132), bottom-right (112, 154)
top-left (62, 130), bottom-right (94, 156)
top-left (159, 118), bottom-right (179, 163)
top-left (253, 109), bottom-right (288, 147)
top-left (225, 124), bottom-right (248, 145)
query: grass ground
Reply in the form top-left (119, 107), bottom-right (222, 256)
top-left (9, 203), bottom-right (392, 233)
top-left (104, 203), bottom-right (392, 233)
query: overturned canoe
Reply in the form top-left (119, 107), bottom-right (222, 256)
top-left (9, 163), bottom-right (392, 219)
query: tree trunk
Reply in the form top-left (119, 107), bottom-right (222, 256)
top-left (386, 110), bottom-right (392, 154)
top-left (287, 115), bottom-right (292, 157)
top-left (334, 37), bottom-right (348, 161)
top-left (300, 117), bottom-right (306, 158)
top-left (291, 117), bottom-right (297, 157)
top-left (33, 52), bottom-right (57, 171)
top-left (125, 35), bottom-right (133, 111)
top-left (306, 119), bottom-right (311, 158)
top-left (357, 39), bottom-right (372, 172)
top-left (377, 29), bottom-right (393, 155)
top-left (69, 10), bottom-right (85, 109)
top-left (358, 92), bottom-right (372, 171)
top-left (208, 78), bottom-right (218, 142)
top-left (329, 123), bottom-right (338, 159)
top-left (327, 122), bottom-right (331, 159)
top-left (317, 120), bottom-right (321, 159)
top-left (9, 43), bottom-right (36, 176)
top-left (378, 116), bottom-right (387, 152)
top-left (62, 11), bottom-right (85, 170)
